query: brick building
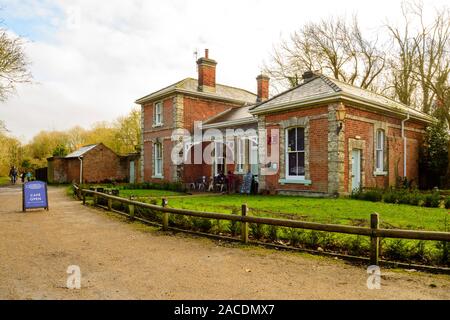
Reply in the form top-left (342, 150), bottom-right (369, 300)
top-left (136, 51), bottom-right (432, 196)
top-left (47, 143), bottom-right (140, 184)
top-left (136, 49), bottom-right (258, 184)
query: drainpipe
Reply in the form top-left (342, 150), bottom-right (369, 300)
top-left (401, 113), bottom-right (410, 177)
top-left (78, 156), bottom-right (83, 184)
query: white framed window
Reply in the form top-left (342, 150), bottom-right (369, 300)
top-left (286, 127), bottom-right (305, 179)
top-left (154, 142), bottom-right (163, 177)
top-left (375, 129), bottom-right (384, 172)
top-left (213, 142), bottom-right (225, 176)
top-left (236, 137), bottom-right (245, 173)
top-left (153, 102), bottom-right (163, 126)
top-left (249, 136), bottom-right (259, 175)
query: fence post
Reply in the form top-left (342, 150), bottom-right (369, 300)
top-left (370, 213), bottom-right (380, 266)
top-left (129, 204), bottom-right (135, 221)
top-left (82, 192), bottom-right (86, 205)
top-left (162, 198), bottom-right (169, 231)
top-left (241, 204), bottom-right (249, 244)
top-left (93, 194), bottom-right (98, 206)
top-left (108, 198), bottom-right (112, 211)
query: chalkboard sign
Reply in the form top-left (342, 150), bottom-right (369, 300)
top-left (240, 172), bottom-right (253, 195)
top-left (22, 181), bottom-right (49, 212)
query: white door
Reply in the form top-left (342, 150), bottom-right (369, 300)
top-left (351, 149), bottom-right (361, 191)
top-left (129, 161), bottom-right (135, 184)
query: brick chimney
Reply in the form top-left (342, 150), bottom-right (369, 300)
top-left (197, 49), bottom-right (217, 93)
top-left (256, 74), bottom-right (270, 102)
top-left (302, 70), bottom-right (321, 83)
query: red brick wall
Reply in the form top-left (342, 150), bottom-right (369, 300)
top-left (259, 104), bottom-right (426, 194)
top-left (344, 106), bottom-right (425, 191)
top-left (143, 97), bottom-right (173, 130)
top-left (263, 106), bottom-right (329, 193)
top-left (66, 158), bottom-right (80, 183)
top-left (198, 64), bottom-right (216, 88)
top-left (81, 145), bottom-right (127, 183)
top-left (142, 139), bottom-right (175, 183)
top-left (257, 75), bottom-right (269, 101)
top-left (142, 94), bottom-right (175, 183)
top-left (183, 96), bottom-right (238, 131)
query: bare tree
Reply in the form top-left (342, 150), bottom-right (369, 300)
top-left (0, 28), bottom-right (32, 101)
top-left (385, 3), bottom-right (419, 106)
top-left (412, 4), bottom-right (450, 119)
top-left (264, 16), bottom-right (386, 92)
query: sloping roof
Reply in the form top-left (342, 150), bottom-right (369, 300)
top-left (203, 105), bottom-right (256, 126)
top-left (250, 75), bottom-right (433, 123)
top-left (135, 78), bottom-right (257, 105)
top-left (65, 144), bottom-right (98, 158)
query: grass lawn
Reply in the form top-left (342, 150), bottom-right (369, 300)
top-left (164, 194), bottom-right (449, 232)
top-left (0, 176), bottom-right (10, 186)
top-left (119, 189), bottom-right (185, 198)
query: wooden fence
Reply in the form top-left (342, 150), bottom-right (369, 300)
top-left (73, 185), bottom-right (450, 266)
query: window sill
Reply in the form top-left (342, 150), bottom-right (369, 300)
top-left (152, 175), bottom-right (164, 179)
top-left (279, 178), bottom-right (312, 186)
top-left (373, 171), bottom-right (388, 176)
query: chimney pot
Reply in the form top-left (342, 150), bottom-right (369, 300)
top-left (205, 49), bottom-right (209, 59)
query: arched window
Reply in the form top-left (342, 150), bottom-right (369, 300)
top-left (375, 129), bottom-right (385, 172)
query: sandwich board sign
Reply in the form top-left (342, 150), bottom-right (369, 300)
top-left (23, 181), bottom-right (49, 212)
top-left (240, 172), bottom-right (253, 195)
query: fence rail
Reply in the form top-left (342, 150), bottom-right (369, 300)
top-left (73, 185), bottom-right (450, 266)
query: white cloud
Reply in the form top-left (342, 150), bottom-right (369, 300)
top-left (0, 0), bottom-right (448, 141)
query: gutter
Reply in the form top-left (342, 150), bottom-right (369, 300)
top-left (202, 117), bottom-right (257, 129)
top-left (78, 156), bottom-right (83, 184)
top-left (401, 113), bottom-right (410, 177)
top-left (135, 88), bottom-right (256, 106)
top-left (249, 92), bottom-right (433, 124)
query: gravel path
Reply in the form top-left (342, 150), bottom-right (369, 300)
top-left (0, 185), bottom-right (449, 300)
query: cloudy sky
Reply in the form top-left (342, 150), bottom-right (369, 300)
top-left (0, 0), bottom-right (447, 142)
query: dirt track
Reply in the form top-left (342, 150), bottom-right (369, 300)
top-left (0, 185), bottom-right (449, 300)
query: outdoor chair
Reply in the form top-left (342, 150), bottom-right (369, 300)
top-left (207, 177), bottom-right (214, 192)
top-left (192, 176), bottom-right (207, 192)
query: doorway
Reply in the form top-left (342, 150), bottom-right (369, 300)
top-left (351, 149), bottom-right (361, 191)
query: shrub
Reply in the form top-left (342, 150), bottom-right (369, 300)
top-left (191, 217), bottom-right (213, 232)
top-left (348, 235), bottom-right (367, 256)
top-left (171, 214), bottom-right (191, 229)
top-left (351, 188), bottom-right (383, 202)
top-left (423, 193), bottom-right (441, 208)
top-left (382, 190), bottom-right (398, 204)
top-left (122, 182), bottom-right (186, 193)
top-left (228, 207), bottom-right (241, 236)
top-left (287, 228), bottom-right (302, 246)
top-left (396, 192), bottom-right (410, 205)
top-left (410, 241), bottom-right (433, 264)
top-left (267, 225), bottom-right (279, 242)
top-left (444, 196), bottom-right (450, 209)
top-left (304, 231), bottom-right (321, 248)
top-left (383, 239), bottom-right (409, 261)
top-left (350, 187), bottom-right (363, 200)
top-left (408, 192), bottom-right (423, 206)
top-left (361, 190), bottom-right (383, 202)
top-left (249, 223), bottom-right (266, 240)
